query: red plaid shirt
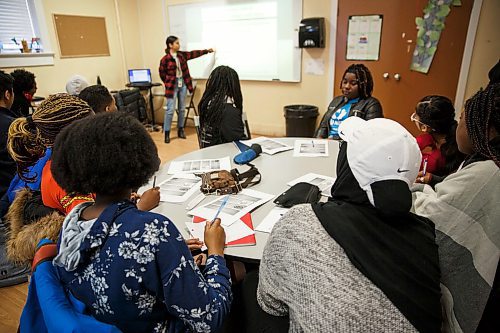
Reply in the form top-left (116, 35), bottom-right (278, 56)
top-left (159, 50), bottom-right (209, 98)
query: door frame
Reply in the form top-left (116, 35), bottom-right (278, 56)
top-left (327, 0), bottom-right (484, 115)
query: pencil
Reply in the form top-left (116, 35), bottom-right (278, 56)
top-left (153, 176), bottom-right (156, 188)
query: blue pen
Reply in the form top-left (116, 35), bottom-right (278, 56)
top-left (212, 195), bottom-right (230, 222)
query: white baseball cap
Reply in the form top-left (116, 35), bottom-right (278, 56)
top-left (65, 75), bottom-right (89, 96)
top-left (338, 117), bottom-right (422, 207)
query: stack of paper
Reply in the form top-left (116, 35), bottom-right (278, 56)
top-left (186, 213), bottom-right (256, 248)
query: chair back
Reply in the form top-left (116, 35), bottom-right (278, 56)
top-left (19, 239), bottom-right (122, 333)
top-left (242, 112), bottom-right (252, 139)
top-left (193, 116), bottom-right (202, 148)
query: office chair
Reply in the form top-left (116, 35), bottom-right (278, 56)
top-left (242, 111), bottom-right (252, 139)
top-left (193, 115), bottom-right (203, 148)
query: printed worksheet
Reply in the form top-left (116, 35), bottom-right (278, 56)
top-left (167, 157), bottom-right (231, 174)
top-left (240, 137), bottom-right (293, 155)
top-left (255, 207), bottom-right (289, 233)
top-left (293, 140), bottom-right (329, 157)
top-left (287, 173), bottom-right (335, 197)
top-left (187, 189), bottom-right (274, 226)
top-left (157, 174), bottom-right (201, 203)
top-left (185, 219), bottom-right (254, 247)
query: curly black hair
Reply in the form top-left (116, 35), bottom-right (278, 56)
top-left (11, 69), bottom-right (36, 94)
top-left (79, 85), bottom-right (113, 113)
top-left (51, 112), bottom-right (160, 195)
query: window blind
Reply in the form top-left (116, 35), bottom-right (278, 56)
top-left (0, 0), bottom-right (36, 44)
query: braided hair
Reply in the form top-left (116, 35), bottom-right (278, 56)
top-left (165, 35), bottom-right (178, 54)
top-left (464, 82), bottom-right (500, 167)
top-left (341, 64), bottom-right (374, 99)
top-left (416, 95), bottom-right (465, 173)
top-left (7, 93), bottom-right (94, 181)
top-left (198, 65), bottom-right (243, 134)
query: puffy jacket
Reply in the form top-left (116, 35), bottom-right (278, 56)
top-left (316, 96), bottom-right (383, 138)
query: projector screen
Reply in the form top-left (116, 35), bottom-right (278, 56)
top-left (168, 0), bottom-right (302, 82)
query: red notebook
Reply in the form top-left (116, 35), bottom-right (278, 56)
top-left (192, 213), bottom-right (256, 247)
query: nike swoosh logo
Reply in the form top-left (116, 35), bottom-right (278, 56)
top-left (397, 168), bottom-right (410, 173)
top-left (339, 131), bottom-right (345, 136)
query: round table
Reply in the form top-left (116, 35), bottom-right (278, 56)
top-left (152, 138), bottom-right (340, 261)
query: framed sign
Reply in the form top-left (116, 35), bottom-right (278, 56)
top-left (346, 15), bottom-right (383, 61)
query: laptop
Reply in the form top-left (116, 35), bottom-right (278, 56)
top-left (128, 69), bottom-right (152, 86)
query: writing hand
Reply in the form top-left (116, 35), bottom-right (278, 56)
top-left (137, 187), bottom-right (160, 211)
top-left (416, 171), bottom-right (432, 184)
top-left (204, 218), bottom-right (225, 256)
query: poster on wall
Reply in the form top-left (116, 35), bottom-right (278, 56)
top-left (346, 15), bottom-right (383, 61)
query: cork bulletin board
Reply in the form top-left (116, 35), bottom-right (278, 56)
top-left (53, 14), bottom-right (110, 58)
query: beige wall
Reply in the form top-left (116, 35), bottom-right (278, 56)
top-left (463, 0), bottom-right (500, 102)
top-left (140, 0), bottom-right (333, 136)
top-left (2, 0), bottom-right (495, 133)
top-left (0, 0), bottom-right (141, 97)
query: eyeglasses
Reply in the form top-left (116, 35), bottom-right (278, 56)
top-left (410, 112), bottom-right (434, 130)
top-left (410, 112), bottom-right (425, 125)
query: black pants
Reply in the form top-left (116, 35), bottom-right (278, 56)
top-left (240, 270), bottom-right (289, 333)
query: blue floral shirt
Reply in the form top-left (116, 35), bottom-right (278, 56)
top-left (55, 201), bottom-right (232, 333)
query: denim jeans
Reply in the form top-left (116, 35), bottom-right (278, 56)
top-left (164, 78), bottom-right (187, 132)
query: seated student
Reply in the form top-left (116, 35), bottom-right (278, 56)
top-left (255, 117), bottom-right (441, 332)
top-left (198, 65), bottom-right (247, 147)
top-left (10, 69), bottom-right (37, 118)
top-left (5, 94), bottom-right (160, 264)
top-left (65, 75), bottom-right (89, 96)
top-left (412, 82), bottom-right (500, 332)
top-left (411, 95), bottom-right (465, 186)
top-left (79, 84), bottom-right (117, 113)
top-left (5, 94), bottom-right (95, 264)
top-left (316, 64), bottom-right (383, 139)
top-left (0, 70), bottom-right (30, 288)
top-left (51, 112), bottom-right (232, 333)
top-left (0, 70), bottom-right (16, 197)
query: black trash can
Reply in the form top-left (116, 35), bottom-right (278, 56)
top-left (284, 105), bottom-right (319, 137)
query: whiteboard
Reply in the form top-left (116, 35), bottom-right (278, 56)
top-left (168, 0), bottom-right (302, 82)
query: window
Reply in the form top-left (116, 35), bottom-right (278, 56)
top-left (0, 0), bottom-right (53, 67)
top-left (0, 0), bottom-right (41, 50)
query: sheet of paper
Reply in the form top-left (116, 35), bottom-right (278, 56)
top-left (158, 174), bottom-right (201, 203)
top-left (286, 173), bottom-right (335, 197)
top-left (241, 137), bottom-right (293, 155)
top-left (167, 157), bottom-right (231, 174)
top-left (255, 207), bottom-right (289, 233)
top-left (187, 189), bottom-right (274, 227)
top-left (186, 219), bottom-right (255, 246)
top-left (346, 15), bottom-right (382, 61)
top-left (305, 58), bottom-right (325, 76)
top-left (293, 140), bottom-right (329, 157)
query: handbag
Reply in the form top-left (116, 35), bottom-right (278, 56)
top-left (273, 182), bottom-right (321, 208)
top-left (199, 164), bottom-right (261, 195)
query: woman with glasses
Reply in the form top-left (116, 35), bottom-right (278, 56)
top-left (411, 96), bottom-right (465, 185)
